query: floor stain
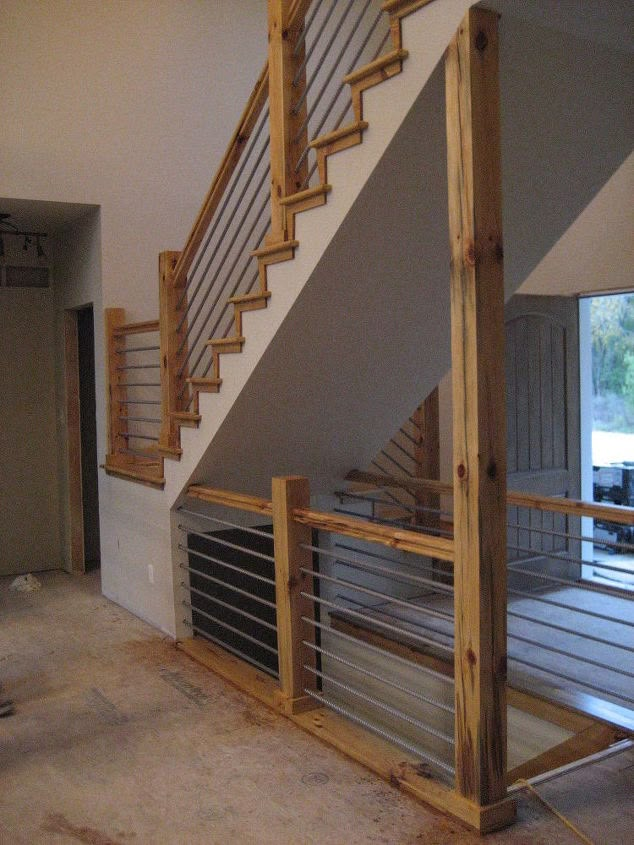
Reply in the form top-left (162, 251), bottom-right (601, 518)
top-left (41, 813), bottom-right (134, 845)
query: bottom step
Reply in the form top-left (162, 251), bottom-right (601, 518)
top-left (103, 459), bottom-right (165, 489)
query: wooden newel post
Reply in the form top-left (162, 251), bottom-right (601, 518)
top-left (158, 250), bottom-right (186, 456)
top-left (267, 0), bottom-right (309, 243)
top-left (272, 476), bottom-right (318, 714)
top-left (446, 7), bottom-right (512, 817)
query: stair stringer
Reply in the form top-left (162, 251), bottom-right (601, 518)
top-left (161, 0), bottom-right (474, 508)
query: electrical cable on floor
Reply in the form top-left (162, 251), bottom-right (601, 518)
top-left (513, 779), bottom-right (595, 845)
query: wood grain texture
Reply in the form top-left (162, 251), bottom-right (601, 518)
top-left (158, 250), bottom-right (185, 457)
top-left (293, 507), bottom-right (454, 561)
top-left (104, 307), bottom-right (126, 456)
top-left (272, 476), bottom-right (317, 709)
top-left (446, 7), bottom-right (507, 805)
top-left (173, 61), bottom-right (269, 288)
top-left (64, 311), bottom-right (85, 573)
top-left (187, 484), bottom-right (273, 516)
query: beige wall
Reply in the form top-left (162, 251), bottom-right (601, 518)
top-left (0, 287), bottom-right (61, 575)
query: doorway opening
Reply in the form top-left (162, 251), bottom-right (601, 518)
top-left (580, 292), bottom-right (634, 590)
top-left (65, 305), bottom-right (101, 572)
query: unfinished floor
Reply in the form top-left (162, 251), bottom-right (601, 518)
top-left (1, 571), bottom-right (632, 845)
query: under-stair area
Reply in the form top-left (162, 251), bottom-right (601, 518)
top-left (94, 0), bottom-right (634, 835)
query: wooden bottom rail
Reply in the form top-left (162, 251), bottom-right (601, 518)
top-left (177, 635), bottom-right (516, 833)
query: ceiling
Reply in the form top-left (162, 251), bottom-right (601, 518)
top-left (0, 198), bottom-right (99, 236)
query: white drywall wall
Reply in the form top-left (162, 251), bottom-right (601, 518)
top-left (0, 0), bottom-right (265, 632)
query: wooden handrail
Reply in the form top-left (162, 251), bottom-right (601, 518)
top-left (292, 507), bottom-right (455, 561)
top-left (172, 60), bottom-right (270, 289)
top-left (346, 469), bottom-right (634, 526)
top-left (187, 483), bottom-right (273, 516)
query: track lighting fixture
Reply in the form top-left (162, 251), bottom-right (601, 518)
top-left (0, 213), bottom-right (47, 260)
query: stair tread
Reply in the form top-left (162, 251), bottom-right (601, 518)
top-left (279, 184), bottom-right (332, 206)
top-left (310, 122), bottom-right (369, 150)
top-left (186, 376), bottom-right (223, 385)
top-left (171, 411), bottom-right (202, 421)
top-left (251, 240), bottom-right (298, 259)
top-left (381, 0), bottom-right (436, 19)
top-left (343, 49), bottom-right (408, 86)
top-left (228, 291), bottom-right (272, 305)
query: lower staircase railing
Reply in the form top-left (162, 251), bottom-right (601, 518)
top-left (176, 475), bottom-right (518, 834)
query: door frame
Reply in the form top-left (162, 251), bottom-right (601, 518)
top-left (63, 308), bottom-right (85, 574)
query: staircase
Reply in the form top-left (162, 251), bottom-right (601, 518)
top-left (99, 0), bottom-right (633, 832)
top-left (104, 0), bottom-right (476, 495)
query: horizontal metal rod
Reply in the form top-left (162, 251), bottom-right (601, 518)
top-left (506, 519), bottom-right (634, 555)
top-left (505, 602), bottom-right (634, 655)
top-left (302, 542), bottom-right (453, 594)
top-left (303, 568), bottom-right (454, 625)
top-left (120, 382), bottom-right (161, 388)
top-left (181, 564), bottom-right (276, 609)
top-left (303, 639), bottom-right (454, 714)
top-left (178, 543), bottom-right (275, 587)
top-left (508, 584), bottom-right (634, 629)
top-left (508, 650), bottom-right (634, 706)
top-left (118, 416), bottom-right (161, 424)
top-left (116, 345), bottom-right (160, 354)
top-left (178, 506), bottom-right (273, 539)
top-left (182, 600), bottom-right (278, 655)
top-left (507, 556), bottom-right (634, 601)
top-left (303, 688), bottom-right (455, 777)
top-left (120, 447), bottom-right (159, 458)
top-left (291, 0), bottom-right (342, 92)
top-left (304, 663), bottom-right (454, 745)
top-left (335, 489), bottom-right (449, 518)
top-left (185, 582), bottom-right (277, 632)
top-left (302, 615), bottom-right (454, 687)
top-left (360, 597), bottom-right (634, 703)
top-left (292, 0), bottom-right (369, 135)
top-left (121, 433), bottom-right (159, 441)
top-left (332, 506), bottom-right (454, 539)
top-left (301, 591), bottom-right (454, 655)
top-left (116, 364), bottom-right (161, 370)
top-left (183, 619), bottom-right (279, 678)
top-left (510, 545), bottom-right (634, 578)
top-left (178, 525), bottom-right (275, 563)
top-left (178, 182), bottom-right (271, 374)
top-left (179, 105), bottom-right (270, 306)
top-left (291, 0), bottom-right (324, 59)
top-left (118, 400), bottom-right (162, 405)
top-left (178, 158), bottom-right (270, 346)
top-left (509, 738), bottom-right (634, 792)
top-left (335, 541), bottom-right (453, 584)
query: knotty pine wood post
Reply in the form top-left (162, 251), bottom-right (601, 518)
top-left (272, 476), bottom-right (318, 714)
top-left (158, 250), bottom-right (186, 455)
top-left (105, 307), bottom-right (126, 456)
top-left (446, 8), bottom-right (510, 808)
top-left (267, 0), bottom-right (309, 243)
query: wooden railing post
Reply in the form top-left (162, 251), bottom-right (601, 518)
top-left (158, 249), bottom-right (186, 456)
top-left (267, 0), bottom-right (309, 243)
top-left (272, 475), bottom-right (318, 714)
top-left (446, 6), bottom-right (512, 816)
top-left (105, 307), bottom-right (126, 456)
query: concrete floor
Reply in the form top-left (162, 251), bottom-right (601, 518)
top-left (1, 571), bottom-right (632, 845)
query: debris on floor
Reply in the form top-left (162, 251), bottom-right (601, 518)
top-left (9, 573), bottom-right (42, 592)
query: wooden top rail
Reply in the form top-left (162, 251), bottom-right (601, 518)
top-left (292, 507), bottom-right (455, 561)
top-left (187, 484), bottom-right (273, 516)
top-left (173, 60), bottom-right (270, 290)
top-left (346, 469), bottom-right (634, 526)
top-left (114, 319), bottom-right (160, 336)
